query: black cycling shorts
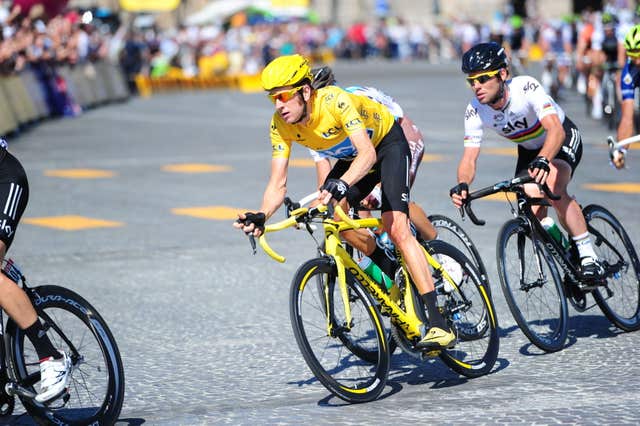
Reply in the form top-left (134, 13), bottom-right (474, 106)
top-left (0, 150), bottom-right (29, 250)
top-left (325, 121), bottom-right (410, 214)
top-left (515, 117), bottom-right (583, 177)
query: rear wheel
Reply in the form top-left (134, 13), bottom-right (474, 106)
top-left (422, 240), bottom-right (499, 377)
top-left (290, 257), bottom-right (390, 403)
top-left (497, 219), bottom-right (568, 352)
top-left (583, 205), bottom-right (640, 331)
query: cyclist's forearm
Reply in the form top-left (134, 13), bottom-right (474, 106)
top-left (540, 130), bottom-right (564, 160)
top-left (260, 183), bottom-right (286, 220)
top-left (617, 101), bottom-right (635, 142)
top-left (457, 157), bottom-right (476, 185)
top-left (341, 130), bottom-right (377, 185)
top-left (341, 153), bottom-right (376, 185)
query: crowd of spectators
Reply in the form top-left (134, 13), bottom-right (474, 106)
top-left (2, 0), bottom-right (638, 105)
top-left (0, 3), bottom-right (115, 116)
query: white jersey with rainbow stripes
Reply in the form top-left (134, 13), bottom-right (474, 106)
top-left (463, 75), bottom-right (565, 151)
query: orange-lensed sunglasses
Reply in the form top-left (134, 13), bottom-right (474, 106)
top-left (466, 69), bottom-right (501, 85)
top-left (268, 87), bottom-right (303, 103)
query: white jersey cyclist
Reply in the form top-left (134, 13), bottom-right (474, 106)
top-left (309, 85), bottom-right (405, 162)
top-left (464, 75), bottom-right (566, 151)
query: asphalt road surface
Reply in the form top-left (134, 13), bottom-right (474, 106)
top-left (4, 61), bottom-right (640, 425)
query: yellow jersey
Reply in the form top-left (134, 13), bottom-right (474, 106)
top-left (269, 85), bottom-right (396, 160)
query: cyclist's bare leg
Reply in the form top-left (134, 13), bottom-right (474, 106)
top-left (356, 200), bottom-right (436, 241)
top-left (408, 202), bottom-right (437, 241)
top-left (0, 243), bottom-right (37, 329)
top-left (545, 160), bottom-right (588, 237)
top-left (382, 210), bottom-right (434, 293)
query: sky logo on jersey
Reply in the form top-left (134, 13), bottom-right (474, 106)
top-left (523, 81), bottom-right (539, 93)
top-left (465, 107), bottom-right (478, 120)
top-left (502, 117), bottom-right (528, 134)
top-left (316, 138), bottom-right (357, 159)
top-left (504, 119), bottom-right (545, 143)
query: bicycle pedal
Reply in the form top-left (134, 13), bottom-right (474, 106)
top-left (577, 279), bottom-right (607, 291)
top-left (421, 349), bottom-right (441, 358)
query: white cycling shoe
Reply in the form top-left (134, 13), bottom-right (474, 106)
top-left (35, 350), bottom-right (72, 403)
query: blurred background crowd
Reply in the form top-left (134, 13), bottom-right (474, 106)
top-left (0, 0), bottom-right (638, 125)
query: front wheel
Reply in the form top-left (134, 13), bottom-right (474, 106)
top-left (289, 257), bottom-right (390, 403)
top-left (428, 214), bottom-right (490, 291)
top-left (583, 205), bottom-right (640, 331)
top-left (6, 285), bottom-right (125, 425)
top-left (497, 219), bottom-right (569, 352)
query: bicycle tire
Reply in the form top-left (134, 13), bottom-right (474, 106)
top-left (583, 205), bottom-right (640, 331)
top-left (497, 218), bottom-right (569, 352)
top-left (422, 240), bottom-right (499, 377)
top-left (428, 214), bottom-right (490, 291)
top-left (289, 257), bottom-right (390, 403)
top-left (6, 285), bottom-right (124, 425)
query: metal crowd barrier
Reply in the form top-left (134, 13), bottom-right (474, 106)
top-left (0, 61), bottom-right (130, 137)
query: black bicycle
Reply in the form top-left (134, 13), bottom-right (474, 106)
top-left (601, 62), bottom-right (620, 130)
top-left (462, 173), bottom-right (640, 352)
top-left (0, 259), bottom-right (125, 424)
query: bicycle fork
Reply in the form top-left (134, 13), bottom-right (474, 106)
top-left (519, 231), bottom-right (547, 291)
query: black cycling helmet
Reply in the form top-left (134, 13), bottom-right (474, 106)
top-left (461, 42), bottom-right (508, 74)
top-left (311, 66), bottom-right (336, 90)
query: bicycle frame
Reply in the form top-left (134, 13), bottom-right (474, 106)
top-left (510, 189), bottom-right (582, 286)
top-left (465, 174), bottom-right (628, 292)
top-left (259, 205), bottom-right (462, 342)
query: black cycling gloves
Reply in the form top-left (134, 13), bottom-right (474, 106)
top-left (238, 212), bottom-right (266, 234)
top-left (320, 178), bottom-right (349, 202)
top-left (449, 182), bottom-right (469, 197)
top-left (528, 156), bottom-right (550, 173)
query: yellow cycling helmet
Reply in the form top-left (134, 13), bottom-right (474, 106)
top-left (261, 54), bottom-right (312, 91)
top-left (624, 24), bottom-right (640, 51)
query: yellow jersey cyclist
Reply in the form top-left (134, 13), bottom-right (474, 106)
top-left (450, 42), bottom-right (606, 281)
top-left (0, 139), bottom-right (71, 403)
top-left (612, 23), bottom-right (640, 169)
top-left (308, 65), bottom-right (436, 243)
top-left (233, 54), bottom-right (455, 349)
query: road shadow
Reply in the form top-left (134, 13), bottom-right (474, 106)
top-left (289, 348), bottom-right (510, 405)
top-left (510, 313), bottom-right (623, 356)
top-left (1, 414), bottom-right (145, 425)
top-left (116, 419), bottom-right (146, 425)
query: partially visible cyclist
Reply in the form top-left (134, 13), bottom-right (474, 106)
top-left (233, 54), bottom-right (455, 349)
top-left (612, 23), bottom-right (640, 169)
top-left (450, 42), bottom-right (606, 281)
top-left (309, 65), bottom-right (436, 242)
top-left (0, 138), bottom-right (71, 403)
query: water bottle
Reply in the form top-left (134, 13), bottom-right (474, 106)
top-left (358, 256), bottom-right (393, 292)
top-left (541, 217), bottom-right (569, 250)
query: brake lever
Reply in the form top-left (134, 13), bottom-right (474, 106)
top-left (248, 234), bottom-right (257, 255)
top-left (540, 183), bottom-right (561, 201)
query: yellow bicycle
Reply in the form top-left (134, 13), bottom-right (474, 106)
top-left (254, 200), bottom-right (499, 403)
